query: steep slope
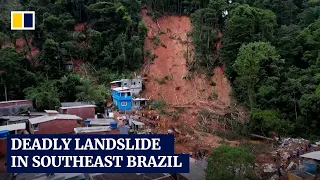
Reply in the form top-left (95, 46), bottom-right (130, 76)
top-left (141, 9), bottom-right (238, 153)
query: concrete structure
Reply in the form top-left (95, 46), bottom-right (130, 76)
top-left (0, 116), bottom-right (29, 125)
top-left (110, 77), bottom-right (142, 96)
top-left (132, 98), bottom-right (149, 110)
top-left (28, 114), bottom-right (81, 134)
top-left (59, 105), bottom-right (96, 126)
top-left (177, 157), bottom-right (207, 180)
top-left (89, 173), bottom-right (173, 180)
top-left (0, 100), bottom-right (33, 116)
top-left (112, 87), bottom-right (132, 111)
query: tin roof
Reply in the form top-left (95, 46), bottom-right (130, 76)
top-left (44, 110), bottom-right (59, 114)
top-left (0, 100), bottom-right (31, 104)
top-left (29, 114), bottom-right (81, 124)
top-left (0, 123), bottom-right (26, 131)
top-left (74, 126), bottom-right (112, 133)
top-left (300, 151), bottom-right (320, 161)
top-left (0, 116), bottom-right (28, 122)
top-left (59, 105), bottom-right (96, 109)
top-left (87, 119), bottom-right (116, 125)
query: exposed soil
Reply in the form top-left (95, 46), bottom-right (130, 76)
top-left (141, 8), bottom-right (238, 154)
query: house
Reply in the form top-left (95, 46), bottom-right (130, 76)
top-left (110, 77), bottom-right (143, 96)
top-left (59, 104), bottom-right (96, 126)
top-left (89, 173), bottom-right (173, 180)
top-left (132, 98), bottom-right (149, 110)
top-left (0, 130), bottom-right (10, 157)
top-left (112, 87), bottom-right (132, 111)
top-left (28, 110), bottom-right (81, 134)
top-left (0, 100), bottom-right (33, 116)
top-left (0, 116), bottom-right (29, 135)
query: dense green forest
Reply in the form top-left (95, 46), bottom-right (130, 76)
top-left (0, 0), bottom-right (320, 138)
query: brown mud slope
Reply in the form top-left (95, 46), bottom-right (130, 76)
top-left (141, 9), bottom-right (238, 153)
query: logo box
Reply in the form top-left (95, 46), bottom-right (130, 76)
top-left (11, 11), bottom-right (35, 30)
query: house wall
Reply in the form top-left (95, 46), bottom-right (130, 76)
top-left (115, 99), bottom-right (132, 111)
top-left (0, 138), bottom-right (6, 155)
top-left (132, 101), bottom-right (140, 111)
top-left (29, 119), bottom-right (78, 134)
top-left (60, 107), bottom-right (95, 120)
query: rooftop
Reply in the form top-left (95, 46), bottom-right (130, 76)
top-left (61, 102), bottom-right (93, 107)
top-left (0, 100), bottom-right (31, 104)
top-left (132, 98), bottom-right (149, 101)
top-left (89, 173), bottom-right (173, 180)
top-left (29, 114), bottom-right (82, 125)
top-left (300, 151), bottom-right (320, 161)
top-left (112, 87), bottom-right (130, 91)
top-left (74, 126), bottom-right (112, 133)
top-left (44, 110), bottom-right (59, 114)
top-left (110, 80), bottom-right (122, 83)
top-left (0, 123), bottom-right (26, 131)
top-left (86, 119), bottom-right (116, 126)
top-left (180, 158), bottom-right (207, 180)
top-left (60, 105), bottom-right (96, 109)
top-left (15, 173), bottom-right (85, 180)
top-left (0, 116), bottom-right (28, 122)
top-left (131, 120), bottom-right (145, 126)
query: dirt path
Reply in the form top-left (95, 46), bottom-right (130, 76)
top-left (141, 9), bottom-right (236, 154)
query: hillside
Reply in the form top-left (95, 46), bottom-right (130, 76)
top-left (140, 8), bottom-right (242, 153)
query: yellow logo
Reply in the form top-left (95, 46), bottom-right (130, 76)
top-left (11, 11), bottom-right (35, 30)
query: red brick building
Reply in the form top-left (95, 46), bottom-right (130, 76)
top-left (0, 100), bottom-right (33, 116)
top-left (59, 105), bottom-right (96, 126)
top-left (28, 111), bottom-right (81, 134)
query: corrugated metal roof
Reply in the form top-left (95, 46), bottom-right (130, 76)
top-left (44, 110), bottom-right (59, 114)
top-left (88, 119), bottom-right (116, 125)
top-left (29, 114), bottom-right (81, 124)
top-left (0, 116), bottom-right (28, 121)
top-left (0, 123), bottom-right (26, 131)
top-left (300, 151), bottom-right (320, 161)
top-left (0, 100), bottom-right (31, 104)
top-left (60, 105), bottom-right (96, 109)
top-left (74, 126), bottom-right (112, 133)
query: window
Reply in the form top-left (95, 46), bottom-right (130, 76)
top-left (133, 82), bottom-right (136, 85)
top-left (33, 124), bottom-right (39, 131)
top-left (121, 102), bottom-right (127, 106)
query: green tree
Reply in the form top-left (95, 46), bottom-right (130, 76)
top-left (221, 4), bottom-right (277, 77)
top-left (24, 81), bottom-right (60, 111)
top-left (58, 73), bottom-right (83, 102)
top-left (206, 145), bottom-right (256, 180)
top-left (75, 77), bottom-right (108, 103)
top-left (233, 42), bottom-right (281, 109)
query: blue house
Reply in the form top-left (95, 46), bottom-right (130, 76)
top-left (112, 87), bottom-right (132, 111)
